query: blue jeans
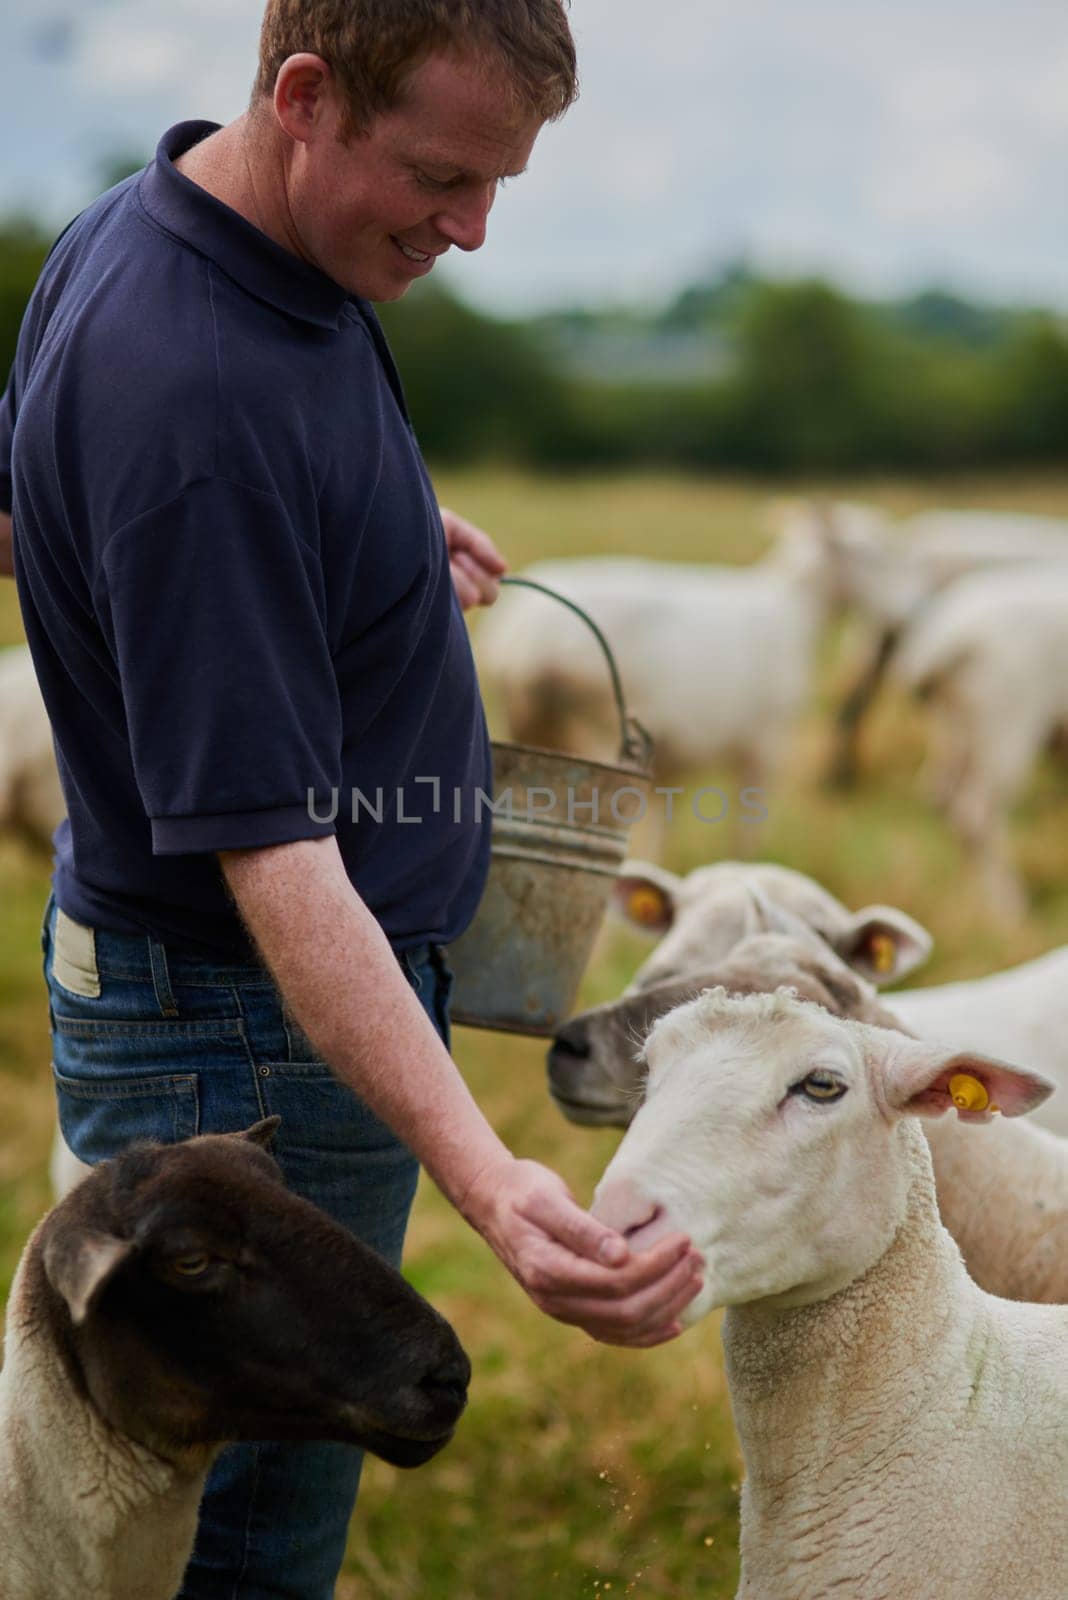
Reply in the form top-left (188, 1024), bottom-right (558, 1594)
top-left (42, 897), bottom-right (452, 1600)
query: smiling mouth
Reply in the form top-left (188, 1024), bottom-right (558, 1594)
top-left (392, 238), bottom-right (437, 264)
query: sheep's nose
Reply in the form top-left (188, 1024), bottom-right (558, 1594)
top-left (550, 1018), bottom-right (590, 1060)
top-left (591, 1176), bottom-right (668, 1250)
top-left (419, 1347), bottom-right (471, 1414)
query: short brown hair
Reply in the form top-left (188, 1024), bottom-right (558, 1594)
top-left (253, 0), bottom-right (578, 134)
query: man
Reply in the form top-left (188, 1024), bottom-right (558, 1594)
top-left (0, 4), bottom-right (702, 1596)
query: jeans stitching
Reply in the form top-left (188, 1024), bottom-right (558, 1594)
top-left (229, 1441), bottom-right (264, 1600)
top-left (53, 1070), bottom-right (199, 1099)
top-left (51, 1015), bottom-right (246, 1039)
top-left (232, 985), bottom-right (270, 1120)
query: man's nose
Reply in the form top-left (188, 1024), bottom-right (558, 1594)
top-left (435, 182), bottom-right (496, 253)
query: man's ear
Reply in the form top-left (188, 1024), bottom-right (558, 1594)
top-left (834, 906), bottom-right (933, 985)
top-left (43, 1226), bottom-right (134, 1327)
top-left (610, 861), bottom-right (681, 936)
top-left (273, 53), bottom-right (335, 143)
top-left (874, 1036), bottom-right (1055, 1124)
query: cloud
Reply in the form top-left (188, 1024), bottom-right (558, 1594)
top-left (4, 0), bottom-right (1067, 311)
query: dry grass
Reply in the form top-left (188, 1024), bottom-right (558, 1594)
top-left (1, 467), bottom-right (1067, 1595)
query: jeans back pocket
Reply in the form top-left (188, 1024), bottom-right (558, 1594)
top-left (53, 1068), bottom-right (201, 1166)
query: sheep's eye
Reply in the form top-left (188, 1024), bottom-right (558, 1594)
top-left (791, 1071), bottom-right (847, 1103)
top-left (171, 1253), bottom-right (211, 1277)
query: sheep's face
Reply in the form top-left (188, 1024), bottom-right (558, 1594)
top-left (551, 861), bottom-right (932, 1130)
top-left (591, 989), bottom-right (1052, 1325)
top-left (41, 1125), bottom-right (470, 1468)
top-left (549, 931), bottom-right (884, 1128)
top-left (609, 860), bottom-right (932, 993)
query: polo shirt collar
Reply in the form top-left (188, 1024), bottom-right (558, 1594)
top-left (138, 121), bottom-right (351, 331)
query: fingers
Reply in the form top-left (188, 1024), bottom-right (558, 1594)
top-left (518, 1181), bottom-right (630, 1266)
top-left (440, 507), bottom-right (509, 575)
top-left (451, 550), bottom-right (501, 608)
top-left (515, 1229), bottom-right (704, 1348)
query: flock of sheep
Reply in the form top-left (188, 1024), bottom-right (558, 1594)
top-left (1, 495), bottom-right (1067, 1598)
top-left (475, 499), bottom-right (1068, 914)
top-left (474, 506), bottom-right (1068, 1596)
top-left (552, 856), bottom-right (1068, 1597)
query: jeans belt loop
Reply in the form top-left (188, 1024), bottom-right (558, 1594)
top-left (148, 936), bottom-right (179, 1019)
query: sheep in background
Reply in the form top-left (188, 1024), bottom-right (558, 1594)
top-left (818, 503), bottom-right (1068, 784)
top-left (0, 643), bottom-right (65, 849)
top-left (891, 562), bottom-right (1068, 917)
top-left (0, 1121), bottom-right (469, 1600)
top-left (607, 856), bottom-right (932, 991)
top-left (592, 989), bottom-right (1067, 1600)
top-left (474, 506), bottom-right (854, 850)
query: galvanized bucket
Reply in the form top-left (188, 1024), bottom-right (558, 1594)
top-left (448, 577), bottom-right (654, 1036)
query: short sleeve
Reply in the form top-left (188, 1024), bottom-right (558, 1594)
top-left (97, 476), bottom-right (342, 855)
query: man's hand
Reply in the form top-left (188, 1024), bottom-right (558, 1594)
top-left (459, 1155), bottom-right (704, 1348)
top-left (440, 506), bottom-right (507, 609)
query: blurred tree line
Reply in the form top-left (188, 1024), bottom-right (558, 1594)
top-left (2, 209), bottom-right (1065, 473)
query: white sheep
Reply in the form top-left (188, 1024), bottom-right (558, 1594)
top-left (606, 858), bottom-right (1068, 1132)
top-left (473, 509), bottom-right (845, 820)
top-left (819, 504), bottom-right (1068, 784)
top-left (0, 1121), bottom-right (468, 1600)
top-left (817, 502), bottom-right (1068, 632)
top-left (0, 644), bottom-right (65, 849)
top-left (609, 857), bottom-right (933, 990)
top-left (550, 918), bottom-right (1068, 1306)
top-left (891, 562), bottom-right (1068, 916)
top-left (592, 988), bottom-right (1067, 1600)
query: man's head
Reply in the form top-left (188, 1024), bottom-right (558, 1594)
top-left (249, 1), bottom-right (577, 299)
top-left (255, 0), bottom-right (578, 134)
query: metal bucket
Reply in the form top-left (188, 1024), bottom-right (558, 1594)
top-left (448, 578), bottom-right (653, 1036)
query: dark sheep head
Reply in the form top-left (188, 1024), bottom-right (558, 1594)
top-left (37, 1121), bottom-right (469, 1469)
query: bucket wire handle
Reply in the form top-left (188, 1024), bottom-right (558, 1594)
top-left (499, 575), bottom-right (654, 770)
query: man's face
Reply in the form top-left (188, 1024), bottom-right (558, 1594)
top-left (285, 52), bottom-right (545, 300)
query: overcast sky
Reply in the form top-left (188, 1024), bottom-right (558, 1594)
top-left (5, 0), bottom-right (1067, 313)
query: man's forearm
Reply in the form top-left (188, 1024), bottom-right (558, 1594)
top-left (0, 511), bottom-right (13, 578)
top-left (219, 836), bottom-right (511, 1218)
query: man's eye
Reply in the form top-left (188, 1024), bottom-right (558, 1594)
top-left (790, 1071), bottom-right (847, 1103)
top-left (416, 170), bottom-right (456, 191)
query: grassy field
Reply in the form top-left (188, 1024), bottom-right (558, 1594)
top-left (2, 468), bottom-right (1067, 1598)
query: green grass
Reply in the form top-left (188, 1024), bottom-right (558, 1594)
top-left (2, 467), bottom-right (1068, 1597)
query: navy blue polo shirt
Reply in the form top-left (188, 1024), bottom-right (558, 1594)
top-left (0, 121), bottom-right (492, 957)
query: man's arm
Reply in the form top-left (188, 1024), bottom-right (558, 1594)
top-left (220, 836), bottom-right (703, 1347)
top-left (0, 511), bottom-right (13, 578)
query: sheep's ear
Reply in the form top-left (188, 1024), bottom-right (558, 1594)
top-left (43, 1227), bottom-right (134, 1327)
top-left (236, 1117), bottom-right (282, 1149)
top-left (876, 1038), bottom-right (1055, 1124)
top-left (610, 861), bottom-right (681, 935)
top-left (834, 906), bottom-right (932, 985)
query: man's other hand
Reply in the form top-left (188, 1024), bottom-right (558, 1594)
top-left (440, 506), bottom-right (507, 609)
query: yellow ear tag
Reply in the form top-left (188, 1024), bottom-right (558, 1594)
top-left (627, 886), bottom-right (666, 927)
top-left (869, 933), bottom-right (896, 975)
top-left (949, 1074), bottom-right (990, 1113)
